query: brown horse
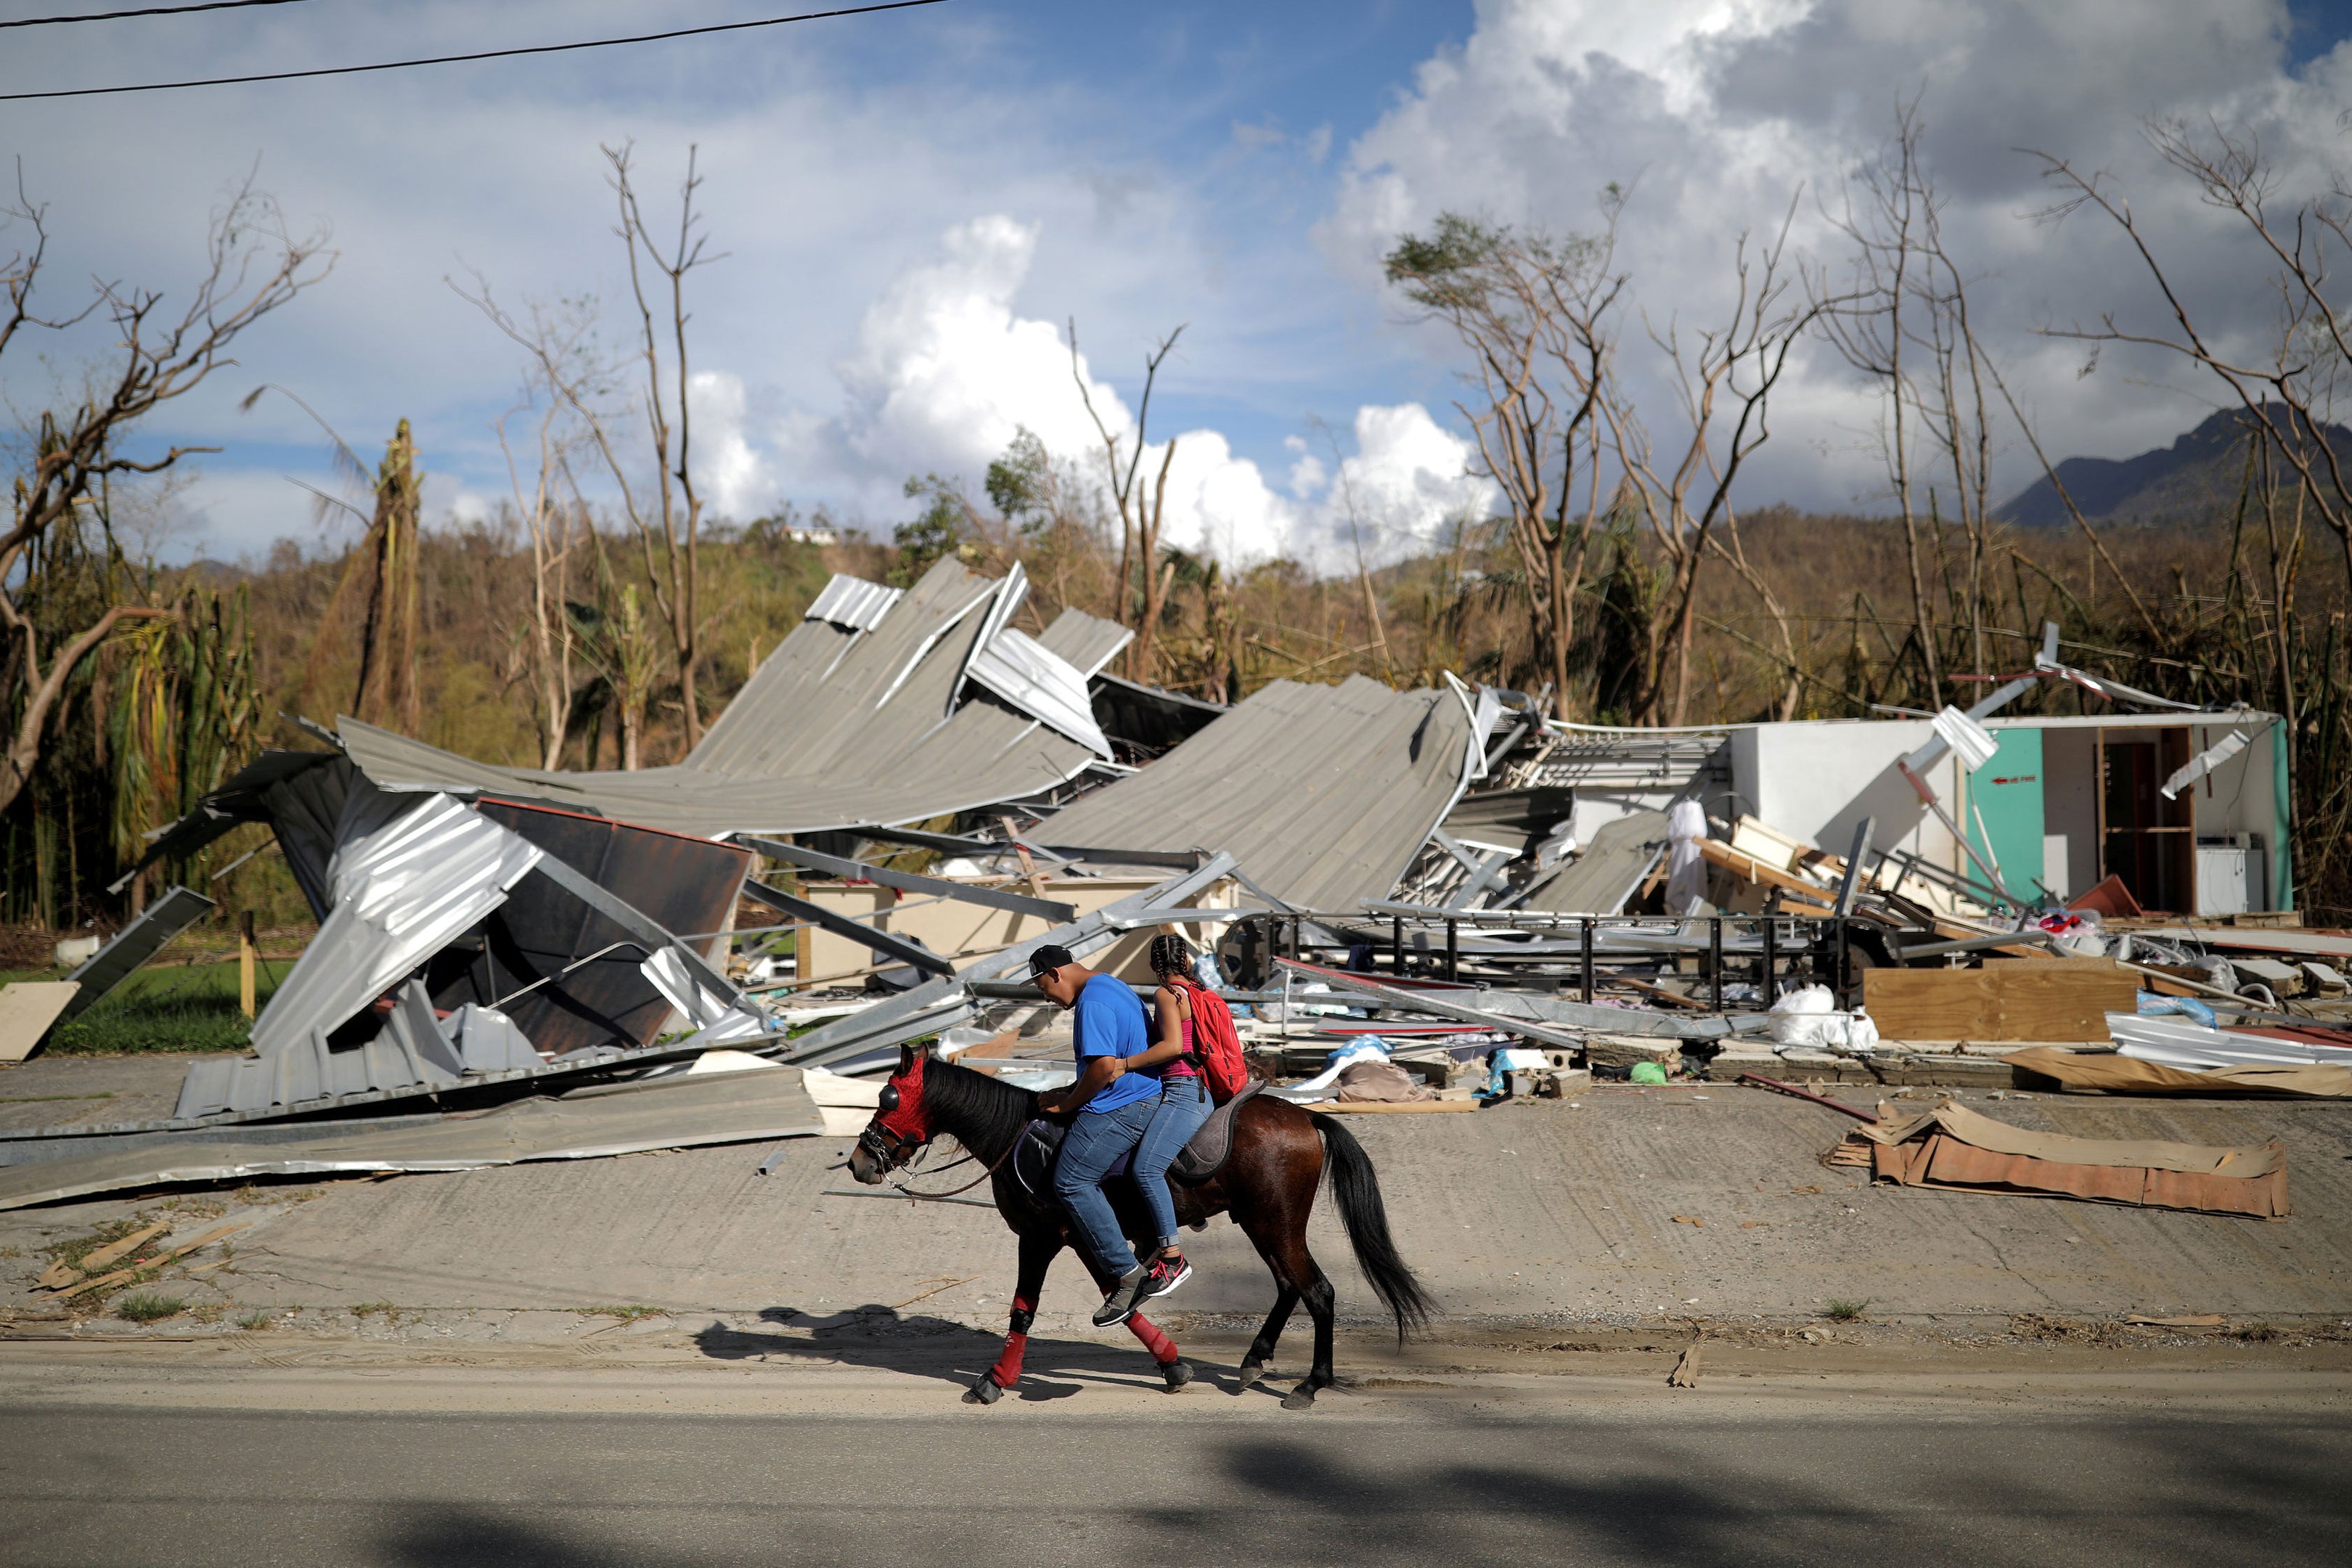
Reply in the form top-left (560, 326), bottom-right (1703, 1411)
top-left (847, 1042), bottom-right (1432, 1410)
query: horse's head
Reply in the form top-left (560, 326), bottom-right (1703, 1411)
top-left (847, 1042), bottom-right (937, 1184)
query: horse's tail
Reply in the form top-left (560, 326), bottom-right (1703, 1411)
top-left (1310, 1111), bottom-right (1434, 1342)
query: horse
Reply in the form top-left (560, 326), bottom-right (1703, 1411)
top-left (847, 1042), bottom-right (1432, 1410)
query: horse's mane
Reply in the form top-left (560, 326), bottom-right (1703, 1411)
top-left (923, 1058), bottom-right (1039, 1161)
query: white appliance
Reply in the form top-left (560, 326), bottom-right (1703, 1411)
top-left (2194, 833), bottom-right (2265, 916)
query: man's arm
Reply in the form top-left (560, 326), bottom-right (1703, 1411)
top-left (1039, 1053), bottom-right (1122, 1116)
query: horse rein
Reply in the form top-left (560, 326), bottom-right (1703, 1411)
top-left (858, 1119), bottom-right (1020, 1201)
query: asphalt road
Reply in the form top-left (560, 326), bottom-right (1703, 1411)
top-left (3, 1396), bottom-right (2345, 1567)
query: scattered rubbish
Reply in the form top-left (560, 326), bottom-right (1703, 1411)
top-left (1630, 1061), bottom-right (1670, 1085)
top-left (2135, 992), bottom-right (2218, 1028)
top-left (2123, 1313), bottom-right (2226, 1328)
top-left (1738, 1073), bottom-right (1879, 1122)
top-left (1334, 1059), bottom-right (1437, 1104)
top-left (1671, 1214), bottom-right (1704, 1228)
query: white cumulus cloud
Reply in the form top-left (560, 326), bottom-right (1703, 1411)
top-left (786, 214), bottom-right (1495, 565)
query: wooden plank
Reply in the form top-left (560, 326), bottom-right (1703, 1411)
top-left (1864, 960), bottom-right (2136, 1042)
top-left (68, 1221), bottom-right (171, 1280)
top-left (1694, 839), bottom-right (1836, 908)
top-left (54, 1222), bottom-right (248, 1297)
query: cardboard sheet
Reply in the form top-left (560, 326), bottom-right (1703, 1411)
top-left (0, 981), bottom-right (78, 1063)
top-left (1845, 1095), bottom-right (2288, 1217)
top-left (2008, 1047), bottom-right (2352, 1098)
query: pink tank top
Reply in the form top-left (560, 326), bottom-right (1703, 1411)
top-left (1163, 1008), bottom-right (1200, 1077)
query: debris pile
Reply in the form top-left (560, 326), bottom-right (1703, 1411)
top-left (0, 586), bottom-right (2335, 1229)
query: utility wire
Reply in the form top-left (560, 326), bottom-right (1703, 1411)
top-left (0, 0), bottom-right (944, 101)
top-left (2, 0), bottom-right (309, 30)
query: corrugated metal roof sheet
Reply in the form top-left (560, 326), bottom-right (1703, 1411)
top-left (804, 573), bottom-right (903, 631)
top-left (248, 791), bottom-right (544, 1061)
top-left (1035, 674), bottom-right (1480, 910)
top-left (333, 559), bottom-right (1133, 838)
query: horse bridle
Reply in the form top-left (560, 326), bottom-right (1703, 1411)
top-left (858, 1082), bottom-right (923, 1172)
top-left (858, 1079), bottom-right (1021, 1199)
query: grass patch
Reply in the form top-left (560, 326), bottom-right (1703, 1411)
top-left (2237, 1320), bottom-right (2282, 1342)
top-left (348, 1301), bottom-right (398, 1320)
top-left (1823, 1299), bottom-right (1870, 1323)
top-left (115, 1291), bottom-right (185, 1323)
top-left (586, 1304), bottom-right (666, 1323)
top-left (1, 960), bottom-right (285, 1056)
top-left (235, 1309), bottom-right (274, 1331)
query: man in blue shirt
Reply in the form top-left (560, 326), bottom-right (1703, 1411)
top-left (1030, 944), bottom-right (1160, 1326)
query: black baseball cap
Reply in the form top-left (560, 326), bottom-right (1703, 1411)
top-left (1026, 944), bottom-right (1076, 979)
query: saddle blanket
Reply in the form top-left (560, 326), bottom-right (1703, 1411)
top-left (1015, 1082), bottom-right (1265, 1198)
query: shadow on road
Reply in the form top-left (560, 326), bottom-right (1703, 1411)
top-left (354, 1412), bottom-right (2352, 1568)
top-left (689, 1303), bottom-right (1275, 1405)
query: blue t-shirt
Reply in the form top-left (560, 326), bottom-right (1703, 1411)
top-left (1073, 972), bottom-right (1159, 1114)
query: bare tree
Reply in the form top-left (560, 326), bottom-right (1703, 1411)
top-left (1821, 103), bottom-right (1948, 706)
top-left (1310, 415), bottom-right (1395, 683)
top-left (1, 169), bottom-right (328, 814)
top-left (1613, 199), bottom-right (1829, 723)
top-left (1071, 320), bottom-right (1183, 683)
top-left (450, 277), bottom-right (600, 768)
top-left (2032, 121), bottom-right (2352, 585)
top-left (604, 142), bottom-right (720, 750)
top-left (1384, 203), bottom-right (1628, 720)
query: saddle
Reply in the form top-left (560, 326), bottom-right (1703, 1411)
top-left (1013, 1082), bottom-right (1265, 1199)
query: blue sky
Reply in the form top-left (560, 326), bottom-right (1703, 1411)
top-left (3, 1), bottom-right (2349, 566)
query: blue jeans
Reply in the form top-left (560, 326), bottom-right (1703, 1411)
top-left (1053, 1095), bottom-right (1158, 1278)
top-left (1132, 1077), bottom-right (1212, 1249)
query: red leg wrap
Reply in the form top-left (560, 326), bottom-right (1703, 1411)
top-left (1128, 1311), bottom-right (1179, 1365)
top-left (989, 1295), bottom-right (1036, 1388)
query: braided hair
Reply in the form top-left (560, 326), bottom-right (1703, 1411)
top-left (1147, 932), bottom-right (1195, 981)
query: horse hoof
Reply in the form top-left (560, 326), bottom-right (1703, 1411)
top-left (1234, 1359), bottom-right (1265, 1392)
top-left (1281, 1384), bottom-right (1319, 1411)
top-left (1161, 1359), bottom-right (1194, 1392)
top-left (963, 1376), bottom-right (1004, 1405)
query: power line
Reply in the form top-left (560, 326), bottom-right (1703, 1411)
top-left (2, 1), bottom-right (309, 31)
top-left (0, 0), bottom-right (945, 101)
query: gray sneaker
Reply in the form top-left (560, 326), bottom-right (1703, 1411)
top-left (1093, 1264), bottom-right (1145, 1326)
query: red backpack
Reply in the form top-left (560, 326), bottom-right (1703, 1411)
top-left (1167, 973), bottom-right (1251, 1103)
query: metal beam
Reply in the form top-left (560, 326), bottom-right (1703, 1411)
top-left (1021, 841), bottom-right (1207, 870)
top-left (739, 881), bottom-right (955, 977)
top-left (777, 852), bottom-right (1238, 1068)
top-left (740, 836), bottom-right (1074, 921)
top-left (845, 822), bottom-right (1000, 857)
top-left (523, 854), bottom-right (740, 1004)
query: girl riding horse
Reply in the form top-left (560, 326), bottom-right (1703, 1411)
top-left (849, 1023), bottom-right (1432, 1410)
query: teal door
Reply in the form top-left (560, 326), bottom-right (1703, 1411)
top-left (1964, 729), bottom-right (2046, 905)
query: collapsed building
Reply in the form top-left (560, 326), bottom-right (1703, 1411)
top-left (3, 582), bottom-right (2343, 1221)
